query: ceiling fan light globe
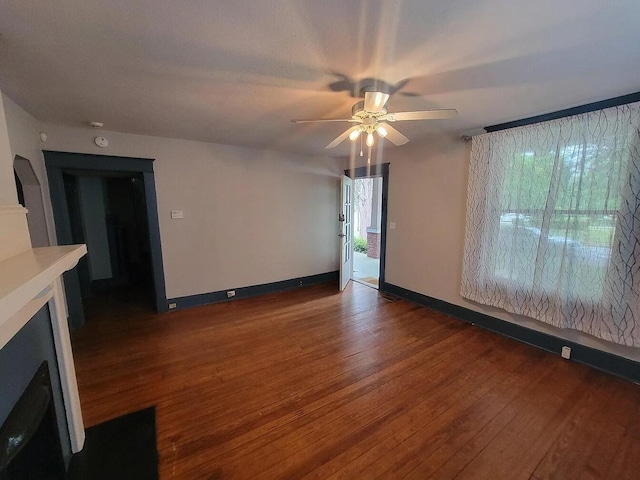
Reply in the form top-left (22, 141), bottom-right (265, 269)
top-left (366, 132), bottom-right (374, 147)
top-left (349, 129), bottom-right (362, 141)
top-left (377, 125), bottom-right (388, 137)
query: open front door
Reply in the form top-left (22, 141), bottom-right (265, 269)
top-left (339, 175), bottom-right (354, 291)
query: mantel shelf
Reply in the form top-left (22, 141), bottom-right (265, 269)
top-left (0, 245), bottom-right (87, 326)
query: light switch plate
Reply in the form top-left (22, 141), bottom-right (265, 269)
top-left (171, 209), bottom-right (184, 219)
top-left (390, 222), bottom-right (396, 230)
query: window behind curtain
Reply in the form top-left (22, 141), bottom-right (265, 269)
top-left (462, 103), bottom-right (640, 346)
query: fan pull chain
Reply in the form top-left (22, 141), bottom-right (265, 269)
top-left (359, 134), bottom-right (363, 157)
top-left (367, 144), bottom-right (372, 164)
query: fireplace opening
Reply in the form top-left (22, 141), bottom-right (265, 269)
top-left (0, 362), bottom-right (66, 479)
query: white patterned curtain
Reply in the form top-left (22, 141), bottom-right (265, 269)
top-left (461, 103), bottom-right (640, 346)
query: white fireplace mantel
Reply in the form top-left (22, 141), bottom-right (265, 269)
top-left (0, 244), bottom-right (87, 452)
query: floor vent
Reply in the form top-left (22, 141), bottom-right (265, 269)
top-left (380, 292), bottom-right (401, 302)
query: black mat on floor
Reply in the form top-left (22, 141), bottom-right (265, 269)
top-left (67, 406), bottom-right (158, 480)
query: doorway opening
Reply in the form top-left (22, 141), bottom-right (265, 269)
top-left (62, 171), bottom-right (154, 313)
top-left (45, 152), bottom-right (166, 330)
top-left (353, 176), bottom-right (382, 288)
top-left (343, 163), bottom-right (389, 291)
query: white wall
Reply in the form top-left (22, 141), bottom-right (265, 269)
top-left (356, 135), bottom-right (640, 362)
top-left (2, 95), bottom-right (54, 245)
top-left (0, 90), bottom-right (32, 262)
top-left (1, 104), bottom-right (342, 299)
top-left (0, 94), bottom-right (18, 205)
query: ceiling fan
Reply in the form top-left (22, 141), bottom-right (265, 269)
top-left (291, 83), bottom-right (458, 149)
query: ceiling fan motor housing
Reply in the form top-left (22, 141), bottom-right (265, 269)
top-left (360, 82), bottom-right (391, 96)
top-left (352, 100), bottom-right (387, 118)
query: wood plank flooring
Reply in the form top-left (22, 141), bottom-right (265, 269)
top-left (71, 281), bottom-right (640, 479)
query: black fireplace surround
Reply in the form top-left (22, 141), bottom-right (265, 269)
top-left (0, 361), bottom-right (66, 479)
top-left (0, 362), bottom-right (160, 479)
top-left (0, 306), bottom-right (159, 479)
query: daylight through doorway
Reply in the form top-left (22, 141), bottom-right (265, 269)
top-left (353, 177), bottom-right (382, 289)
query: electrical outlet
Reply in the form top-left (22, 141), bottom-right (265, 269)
top-left (168, 302), bottom-right (177, 309)
top-left (561, 346), bottom-right (571, 359)
top-left (227, 290), bottom-right (236, 298)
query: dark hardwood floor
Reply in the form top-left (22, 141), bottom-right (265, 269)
top-left (72, 281), bottom-right (640, 479)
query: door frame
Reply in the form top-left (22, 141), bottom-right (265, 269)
top-left (339, 175), bottom-right (354, 291)
top-left (44, 151), bottom-right (168, 327)
top-left (344, 163), bottom-right (389, 291)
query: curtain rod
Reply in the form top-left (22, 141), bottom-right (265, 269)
top-left (484, 91), bottom-right (640, 133)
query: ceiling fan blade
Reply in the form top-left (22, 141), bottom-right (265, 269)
top-left (326, 126), bottom-right (360, 149)
top-left (382, 124), bottom-right (409, 146)
top-left (387, 109), bottom-right (458, 121)
top-left (291, 118), bottom-right (357, 124)
top-left (364, 91), bottom-right (390, 113)
top-left (327, 72), bottom-right (354, 94)
top-left (388, 78), bottom-right (410, 95)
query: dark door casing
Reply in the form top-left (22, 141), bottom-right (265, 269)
top-left (44, 151), bottom-right (167, 330)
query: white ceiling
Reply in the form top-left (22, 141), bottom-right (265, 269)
top-left (1, 0), bottom-right (639, 156)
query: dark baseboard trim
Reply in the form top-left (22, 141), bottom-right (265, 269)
top-left (383, 283), bottom-right (640, 384)
top-left (167, 271), bottom-right (339, 311)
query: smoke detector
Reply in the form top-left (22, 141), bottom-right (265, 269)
top-left (89, 121), bottom-right (103, 129)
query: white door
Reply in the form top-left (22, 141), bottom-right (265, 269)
top-left (340, 175), bottom-right (354, 291)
